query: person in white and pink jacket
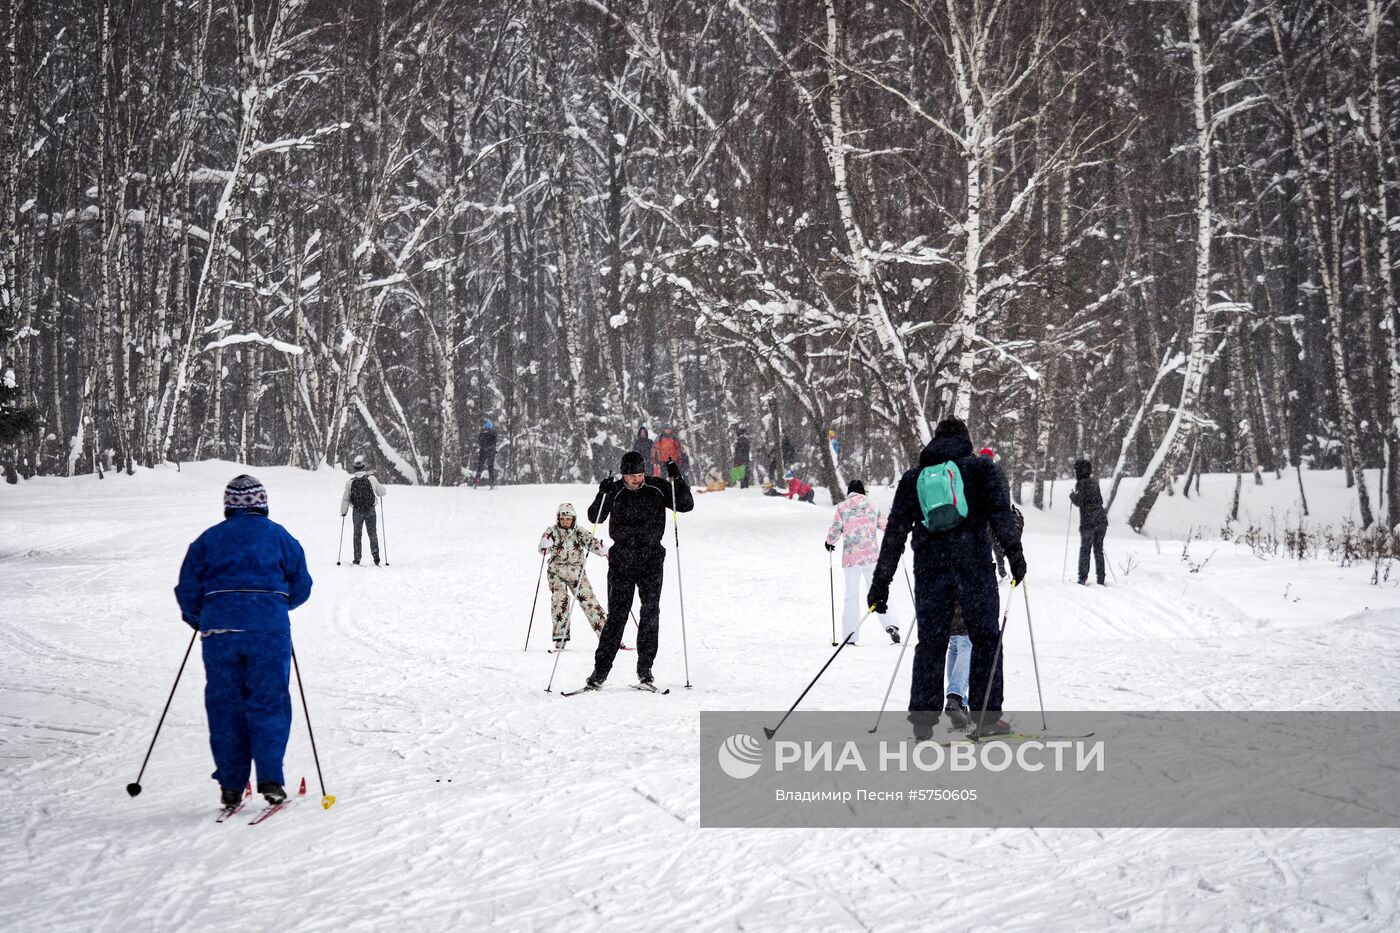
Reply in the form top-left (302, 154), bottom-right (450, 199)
top-left (824, 480), bottom-right (901, 646)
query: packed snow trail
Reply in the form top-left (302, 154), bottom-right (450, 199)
top-left (2, 462), bottom-right (1398, 931)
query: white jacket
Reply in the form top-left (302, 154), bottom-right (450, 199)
top-left (341, 471), bottom-right (387, 515)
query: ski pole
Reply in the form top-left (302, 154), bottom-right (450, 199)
top-left (765, 627), bottom-right (859, 740)
top-left (1021, 582), bottom-right (1048, 732)
top-left (868, 568), bottom-right (917, 734)
top-left (828, 549), bottom-right (837, 646)
top-left (1061, 502), bottom-right (1074, 582)
top-left (291, 646), bottom-right (335, 809)
top-left (380, 496), bottom-right (389, 566)
top-left (971, 580), bottom-right (1018, 740)
top-left (126, 629), bottom-right (198, 797)
top-left (335, 514), bottom-right (346, 566)
top-left (524, 550), bottom-right (547, 651)
top-left (669, 471), bottom-right (692, 689)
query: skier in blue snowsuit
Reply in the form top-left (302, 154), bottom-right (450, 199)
top-left (175, 474), bottom-right (313, 808)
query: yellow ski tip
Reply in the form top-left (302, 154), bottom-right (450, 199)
top-left (321, 795), bottom-right (336, 810)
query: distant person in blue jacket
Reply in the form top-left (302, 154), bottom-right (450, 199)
top-left (175, 475), bottom-right (313, 809)
top-left (475, 419), bottom-right (498, 488)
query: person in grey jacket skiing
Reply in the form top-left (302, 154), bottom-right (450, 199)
top-left (538, 503), bottom-right (609, 650)
top-left (340, 456), bottom-right (386, 565)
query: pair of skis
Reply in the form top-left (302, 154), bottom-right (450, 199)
top-left (215, 782), bottom-right (304, 824)
top-left (215, 798), bottom-right (291, 824)
top-left (561, 682), bottom-right (669, 697)
top-left (919, 730), bottom-right (1096, 745)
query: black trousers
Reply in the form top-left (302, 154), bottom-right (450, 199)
top-left (475, 449), bottom-right (496, 485)
top-left (907, 563), bottom-right (1004, 729)
top-left (1078, 524), bottom-right (1107, 583)
top-left (592, 547), bottom-right (665, 682)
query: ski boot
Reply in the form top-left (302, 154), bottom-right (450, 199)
top-left (257, 781), bottom-right (287, 805)
top-left (885, 625), bottom-right (901, 644)
top-left (973, 717), bottom-right (1012, 738)
top-left (943, 694), bottom-right (972, 731)
top-left (220, 787), bottom-right (243, 808)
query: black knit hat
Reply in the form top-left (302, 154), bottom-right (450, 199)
top-left (620, 451), bottom-right (646, 475)
top-left (934, 416), bottom-right (971, 440)
top-left (223, 474), bottom-right (269, 517)
top-left (1074, 459), bottom-right (1093, 479)
top-left (847, 479), bottom-right (867, 497)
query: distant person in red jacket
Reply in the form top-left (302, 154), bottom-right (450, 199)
top-left (766, 468), bottom-right (815, 503)
top-left (650, 426), bottom-right (687, 477)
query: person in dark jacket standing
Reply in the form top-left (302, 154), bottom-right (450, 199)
top-left (979, 447), bottom-right (1011, 578)
top-left (730, 426), bottom-right (751, 489)
top-left (867, 417), bottom-right (1025, 740)
top-left (474, 419), bottom-right (498, 488)
top-left (340, 456), bottom-right (386, 565)
top-left (584, 450), bottom-right (694, 689)
top-left (633, 426), bottom-right (654, 468)
top-left (1070, 459), bottom-right (1108, 585)
top-left (175, 475), bottom-right (313, 808)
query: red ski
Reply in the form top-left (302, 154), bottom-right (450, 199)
top-left (215, 801), bottom-right (247, 823)
top-left (248, 799), bottom-right (292, 825)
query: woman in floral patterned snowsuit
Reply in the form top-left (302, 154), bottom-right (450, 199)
top-left (538, 503), bottom-right (608, 649)
top-left (824, 481), bottom-right (901, 645)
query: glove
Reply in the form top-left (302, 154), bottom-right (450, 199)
top-left (598, 476), bottom-right (616, 494)
top-left (666, 458), bottom-right (680, 479)
top-left (1008, 549), bottom-right (1028, 585)
top-left (824, 541), bottom-right (835, 552)
top-left (866, 578), bottom-right (890, 615)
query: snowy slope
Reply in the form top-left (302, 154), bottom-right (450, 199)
top-left (2, 462), bottom-right (1398, 932)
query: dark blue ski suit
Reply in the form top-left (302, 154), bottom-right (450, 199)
top-left (175, 512), bottom-right (313, 789)
top-left (870, 435), bottom-right (1024, 730)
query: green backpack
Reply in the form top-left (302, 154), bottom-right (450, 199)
top-left (916, 461), bottom-right (969, 531)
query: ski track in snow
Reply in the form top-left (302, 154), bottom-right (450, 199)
top-left (2, 462), bottom-right (1399, 931)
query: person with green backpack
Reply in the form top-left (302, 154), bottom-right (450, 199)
top-left (866, 417), bottom-right (1026, 740)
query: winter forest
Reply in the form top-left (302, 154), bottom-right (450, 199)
top-left (1, 0), bottom-right (1397, 533)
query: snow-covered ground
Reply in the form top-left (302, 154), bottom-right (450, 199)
top-left (2, 461), bottom-right (1398, 931)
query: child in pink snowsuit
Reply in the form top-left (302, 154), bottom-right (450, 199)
top-left (824, 480), bottom-right (900, 645)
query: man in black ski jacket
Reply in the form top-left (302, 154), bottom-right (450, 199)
top-left (474, 419), bottom-right (498, 488)
top-left (868, 417), bottom-right (1025, 738)
top-left (1070, 459), bottom-right (1108, 585)
top-left (633, 426), bottom-right (653, 467)
top-left (586, 450), bottom-right (694, 688)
